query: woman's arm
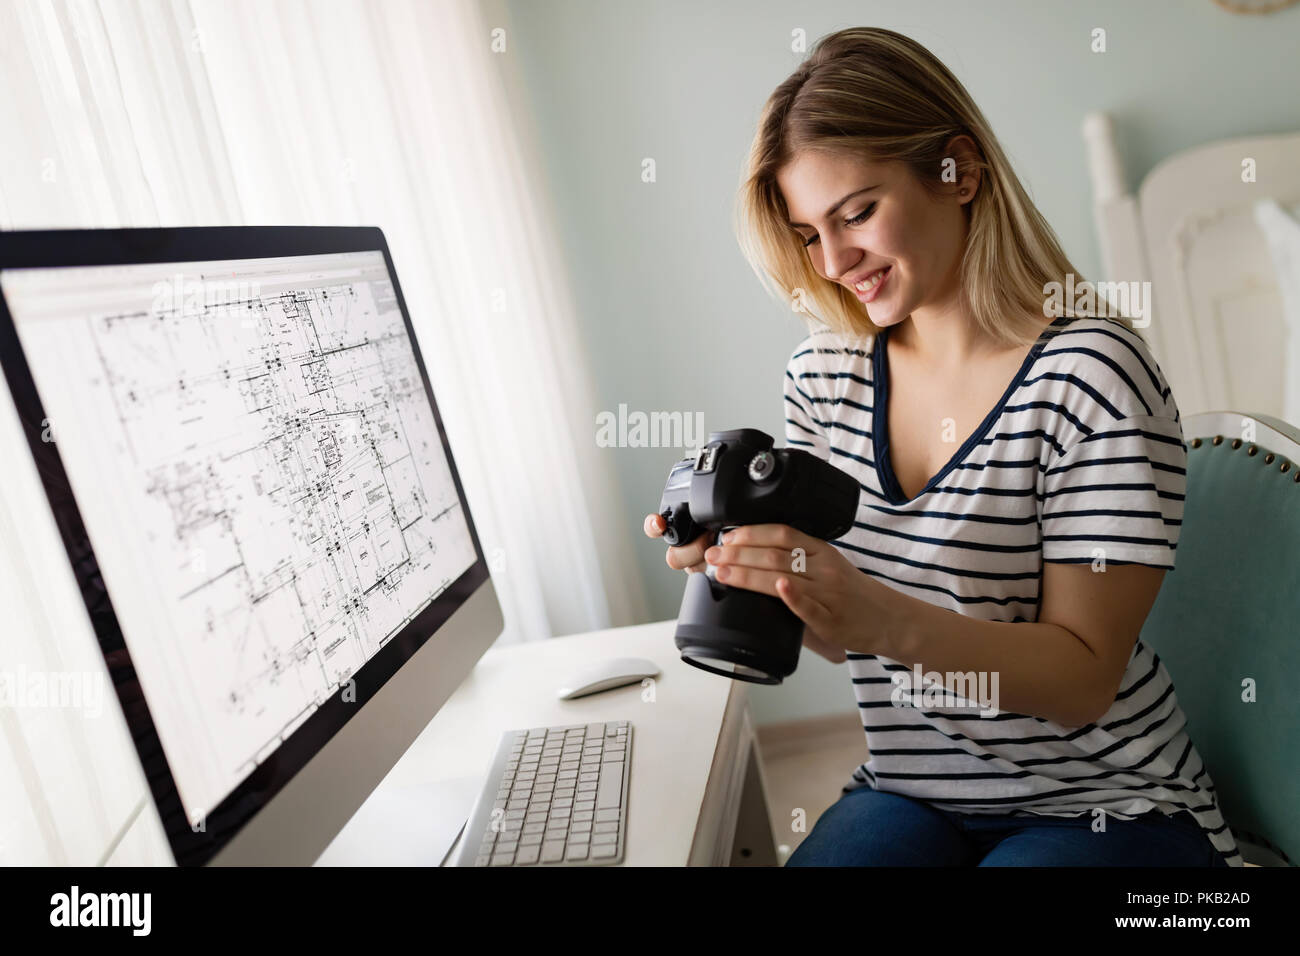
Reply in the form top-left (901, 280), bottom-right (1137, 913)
top-left (873, 560), bottom-right (1167, 727)
top-left (707, 524), bottom-right (1167, 727)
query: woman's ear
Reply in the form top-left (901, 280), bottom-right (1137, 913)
top-left (942, 133), bottom-right (983, 205)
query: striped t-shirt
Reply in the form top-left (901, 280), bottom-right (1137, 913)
top-left (783, 313), bottom-right (1241, 866)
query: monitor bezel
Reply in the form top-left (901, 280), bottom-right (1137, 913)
top-left (0, 226), bottom-right (490, 866)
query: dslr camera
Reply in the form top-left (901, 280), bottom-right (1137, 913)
top-left (656, 428), bottom-right (859, 683)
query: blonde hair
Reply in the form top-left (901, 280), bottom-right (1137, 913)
top-left (734, 27), bottom-right (1139, 349)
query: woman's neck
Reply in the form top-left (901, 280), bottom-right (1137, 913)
top-left (891, 312), bottom-right (1005, 370)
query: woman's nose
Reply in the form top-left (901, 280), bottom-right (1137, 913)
top-left (820, 234), bottom-right (862, 282)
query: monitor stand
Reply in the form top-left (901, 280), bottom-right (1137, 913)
top-left (313, 774), bottom-right (482, 867)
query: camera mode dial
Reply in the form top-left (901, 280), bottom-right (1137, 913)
top-left (747, 451), bottom-right (778, 483)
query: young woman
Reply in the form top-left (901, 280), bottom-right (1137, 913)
top-left (644, 27), bottom-right (1239, 867)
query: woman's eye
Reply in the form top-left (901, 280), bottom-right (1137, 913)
top-left (845, 203), bottom-right (876, 226)
top-left (801, 203), bottom-right (876, 248)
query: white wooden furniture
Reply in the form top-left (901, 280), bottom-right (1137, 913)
top-left (1082, 112), bottom-right (1300, 421)
top-left (315, 619), bottom-right (778, 867)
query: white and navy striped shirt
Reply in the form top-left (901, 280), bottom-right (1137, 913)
top-left (783, 314), bottom-right (1241, 866)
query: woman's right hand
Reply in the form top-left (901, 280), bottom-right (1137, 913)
top-left (643, 513), bottom-right (712, 574)
top-left (644, 512), bottom-right (847, 664)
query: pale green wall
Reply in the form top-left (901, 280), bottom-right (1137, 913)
top-left (490, 0), bottom-right (1300, 723)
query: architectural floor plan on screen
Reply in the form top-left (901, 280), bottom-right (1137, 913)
top-left (5, 252), bottom-right (477, 823)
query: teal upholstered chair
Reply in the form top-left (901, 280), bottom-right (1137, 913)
top-left (1139, 411), bottom-right (1300, 866)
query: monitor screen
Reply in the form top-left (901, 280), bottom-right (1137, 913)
top-left (0, 232), bottom-right (486, 863)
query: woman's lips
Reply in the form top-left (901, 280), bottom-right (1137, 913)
top-left (853, 266), bottom-right (891, 303)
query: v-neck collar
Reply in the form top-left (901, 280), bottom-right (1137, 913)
top-left (871, 316), bottom-right (1070, 506)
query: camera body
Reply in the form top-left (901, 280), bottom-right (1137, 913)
top-left (657, 428), bottom-right (860, 683)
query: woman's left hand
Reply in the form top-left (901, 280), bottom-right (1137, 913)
top-left (703, 523), bottom-right (898, 658)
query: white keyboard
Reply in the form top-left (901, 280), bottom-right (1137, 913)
top-left (454, 721), bottom-right (631, 866)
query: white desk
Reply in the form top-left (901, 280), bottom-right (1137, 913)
top-left (317, 619), bottom-right (778, 866)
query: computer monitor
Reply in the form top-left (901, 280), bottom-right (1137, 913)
top-left (0, 227), bottom-right (503, 865)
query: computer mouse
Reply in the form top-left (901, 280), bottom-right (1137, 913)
top-left (556, 657), bottom-right (661, 700)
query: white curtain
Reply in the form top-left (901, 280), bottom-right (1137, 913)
top-left (0, 0), bottom-right (647, 864)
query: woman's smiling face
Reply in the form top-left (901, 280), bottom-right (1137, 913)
top-left (776, 148), bottom-right (972, 331)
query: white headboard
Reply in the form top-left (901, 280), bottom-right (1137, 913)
top-left (1082, 113), bottom-right (1300, 424)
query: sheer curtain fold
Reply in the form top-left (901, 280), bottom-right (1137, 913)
top-left (0, 0), bottom-right (646, 864)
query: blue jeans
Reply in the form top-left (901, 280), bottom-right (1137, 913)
top-left (785, 787), bottom-right (1229, 866)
